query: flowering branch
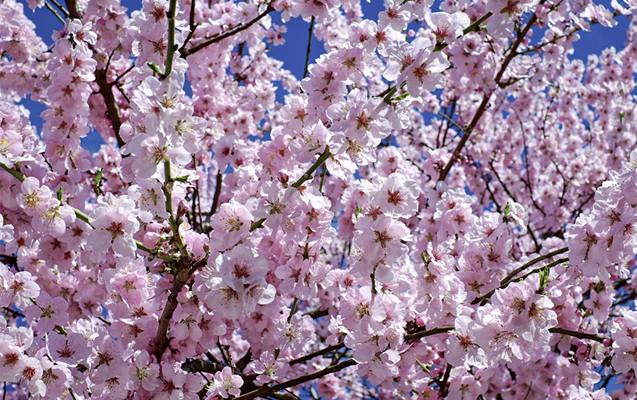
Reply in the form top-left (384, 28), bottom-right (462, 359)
top-left (181, 5), bottom-right (274, 58)
top-left (438, 2), bottom-right (545, 182)
top-left (250, 150), bottom-right (332, 231)
top-left (0, 162), bottom-right (171, 263)
top-left (233, 359), bottom-right (357, 400)
top-left (501, 247), bottom-right (569, 287)
top-left (153, 256), bottom-right (207, 360)
top-left (472, 247), bottom-right (569, 305)
top-left (515, 257), bottom-right (569, 283)
top-left (95, 68), bottom-right (125, 147)
top-left (163, 160), bottom-right (189, 258)
top-left (433, 12), bottom-right (493, 52)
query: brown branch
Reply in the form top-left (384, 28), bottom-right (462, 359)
top-left (302, 17), bottom-right (315, 80)
top-left (501, 247), bottom-right (568, 287)
top-left (111, 64), bottom-right (135, 87)
top-left (183, 326), bottom-right (455, 399)
top-left (289, 343), bottom-right (346, 366)
top-left (438, 93), bottom-right (489, 181)
top-left (95, 68), bottom-right (125, 147)
top-left (405, 326), bottom-right (454, 342)
top-left (548, 327), bottom-right (605, 343)
top-left (153, 264), bottom-right (192, 360)
top-left (234, 359), bottom-right (357, 400)
top-left (61, 0), bottom-right (125, 148)
top-left (438, 2), bottom-right (546, 182)
top-left (153, 257), bottom-right (206, 360)
top-left (181, 6), bottom-right (273, 58)
top-left (471, 247), bottom-right (569, 305)
top-left (210, 172), bottom-right (223, 217)
top-left (439, 363), bottom-right (452, 397)
top-left (64, 0), bottom-right (81, 19)
top-left (182, 359), bottom-right (224, 374)
top-left (516, 257), bottom-right (569, 282)
top-left (179, 0), bottom-right (199, 52)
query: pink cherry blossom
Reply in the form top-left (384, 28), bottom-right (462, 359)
top-left (0, 1), bottom-right (636, 399)
top-left (207, 366), bottom-right (243, 399)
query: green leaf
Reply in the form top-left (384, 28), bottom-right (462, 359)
top-left (392, 92), bottom-right (410, 102)
top-left (421, 250), bottom-right (431, 265)
top-left (383, 87), bottom-right (398, 104)
top-left (147, 62), bottom-right (162, 76)
top-left (539, 266), bottom-right (549, 290)
top-left (94, 168), bottom-right (103, 196)
top-left (55, 325), bottom-right (68, 336)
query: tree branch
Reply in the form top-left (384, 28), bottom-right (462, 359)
top-left (64, 0), bottom-right (81, 19)
top-left (405, 326), bottom-right (454, 342)
top-left (95, 68), bottom-right (125, 147)
top-left (181, 6), bottom-right (273, 58)
top-left (438, 2), bottom-right (545, 182)
top-left (250, 150), bottom-right (332, 231)
top-left (153, 257), bottom-right (206, 360)
top-left (302, 17), bottom-right (315, 80)
top-left (471, 247), bottom-right (569, 305)
top-left (233, 359), bottom-right (357, 400)
top-left (161, 0), bottom-right (178, 80)
top-left (548, 327), bottom-right (605, 343)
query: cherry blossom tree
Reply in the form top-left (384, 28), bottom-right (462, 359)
top-left (0, 0), bottom-right (637, 398)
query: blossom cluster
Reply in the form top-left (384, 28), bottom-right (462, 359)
top-left (0, 0), bottom-right (636, 399)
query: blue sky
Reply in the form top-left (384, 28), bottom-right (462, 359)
top-left (16, 0), bottom-right (631, 154)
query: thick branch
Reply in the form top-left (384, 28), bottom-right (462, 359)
top-left (95, 68), bottom-right (124, 147)
top-left (153, 257), bottom-right (206, 360)
top-left (64, 0), bottom-right (81, 19)
top-left (210, 172), bottom-right (223, 217)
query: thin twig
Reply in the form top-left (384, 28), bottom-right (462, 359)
top-left (471, 247), bottom-right (569, 305)
top-left (49, 0), bottom-right (70, 17)
top-left (233, 359), bottom-right (357, 400)
top-left (302, 17), bottom-right (315, 80)
top-left (548, 327), bottom-right (605, 343)
top-left (45, 1), bottom-right (65, 23)
top-left (181, 6), bottom-right (273, 58)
